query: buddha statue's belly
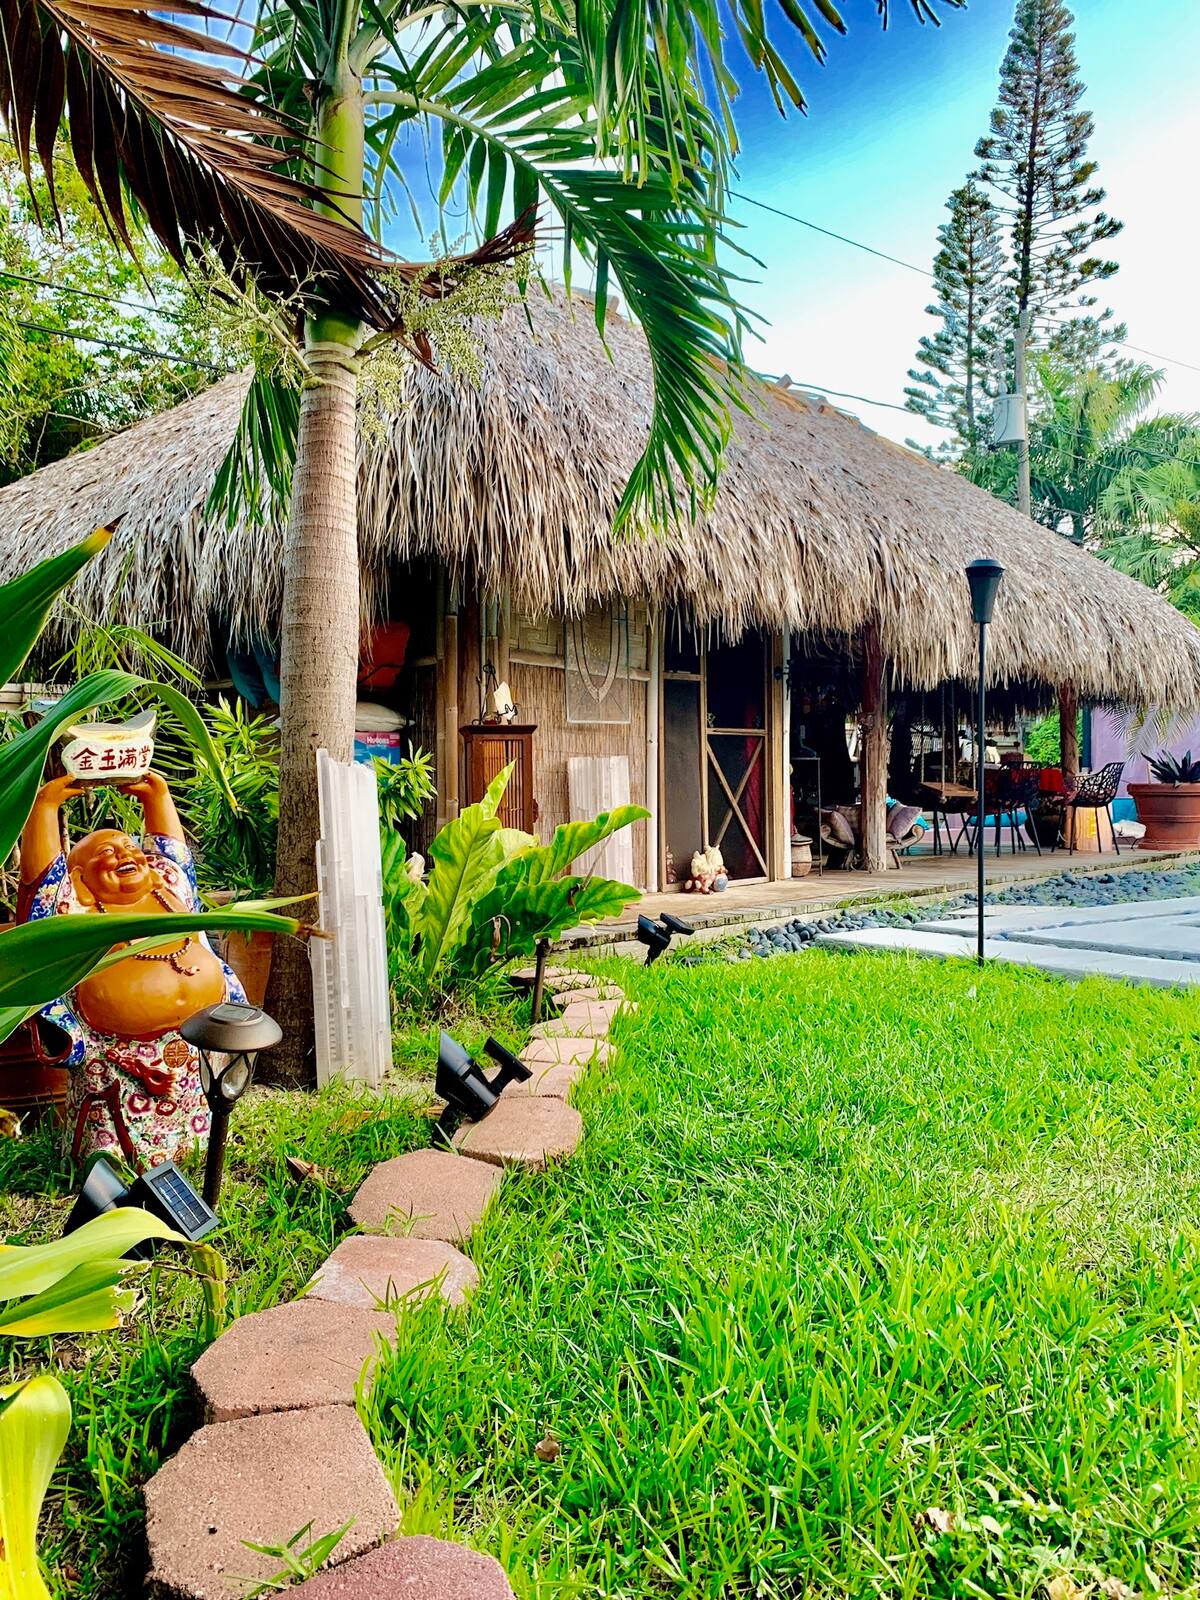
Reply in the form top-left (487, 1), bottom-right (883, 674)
top-left (75, 939), bottom-right (225, 1040)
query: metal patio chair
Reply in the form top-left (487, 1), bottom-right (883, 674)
top-left (1063, 761), bottom-right (1125, 854)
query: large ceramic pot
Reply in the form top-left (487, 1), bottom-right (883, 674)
top-left (0, 1019), bottom-right (69, 1129)
top-left (1128, 781), bottom-right (1200, 851)
top-left (209, 891), bottom-right (275, 1005)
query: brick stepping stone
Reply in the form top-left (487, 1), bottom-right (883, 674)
top-left (521, 1036), bottom-right (611, 1068)
top-left (144, 1405), bottom-right (397, 1599)
top-left (511, 966), bottom-right (593, 991)
top-left (288, 1535), bottom-right (515, 1597)
top-left (348, 1148), bottom-right (502, 1243)
top-left (548, 983), bottom-right (622, 1005)
top-left (452, 1097), bottom-right (582, 1170)
top-left (192, 1298), bottom-right (396, 1422)
top-left (504, 1059), bottom-right (587, 1100)
top-left (531, 998), bottom-right (633, 1038)
top-left (306, 1235), bottom-right (477, 1310)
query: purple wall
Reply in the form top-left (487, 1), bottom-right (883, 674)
top-left (1088, 707), bottom-right (1200, 798)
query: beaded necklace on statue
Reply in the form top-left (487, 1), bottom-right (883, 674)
top-left (95, 886), bottom-right (202, 976)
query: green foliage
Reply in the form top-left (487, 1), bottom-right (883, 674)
top-left (373, 748), bottom-right (436, 836)
top-left (1143, 749), bottom-right (1200, 785)
top-left (364, 948), bottom-right (1200, 1598)
top-left (160, 699), bottom-right (281, 895)
top-left (238, 1519), bottom-right (353, 1595)
top-left (0, 150), bottom-right (233, 485)
top-left (384, 763), bottom-right (644, 1000)
top-left (1023, 708), bottom-right (1082, 765)
top-left (0, 1208), bottom-right (224, 1599)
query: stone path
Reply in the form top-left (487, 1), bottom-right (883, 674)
top-left (817, 895), bottom-right (1200, 987)
top-left (144, 963), bottom-right (626, 1596)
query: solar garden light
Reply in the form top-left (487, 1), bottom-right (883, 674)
top-left (181, 1002), bottom-right (282, 1209)
top-left (636, 912), bottom-right (695, 964)
top-left (63, 1156), bottom-right (218, 1257)
top-left (965, 558), bottom-right (1005, 966)
top-left (434, 1030), bottom-right (531, 1142)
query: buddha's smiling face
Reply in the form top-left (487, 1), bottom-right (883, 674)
top-left (68, 830), bottom-right (156, 908)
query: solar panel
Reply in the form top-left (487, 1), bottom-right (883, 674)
top-left (130, 1163), bottom-right (218, 1240)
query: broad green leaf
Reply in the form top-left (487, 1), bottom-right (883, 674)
top-left (411, 789), bottom-right (508, 982)
top-left (478, 762), bottom-right (514, 821)
top-left (504, 805), bottom-right (649, 885)
top-left (0, 908), bottom-right (307, 1031)
top-left (0, 1374), bottom-right (70, 1600)
top-left (463, 874), bottom-right (639, 977)
top-left (0, 1208), bottom-right (186, 1302)
top-left (0, 528), bottom-right (112, 688)
top-left (0, 1262), bottom-right (137, 1337)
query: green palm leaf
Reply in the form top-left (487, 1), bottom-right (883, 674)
top-left (0, 527), bottom-right (112, 687)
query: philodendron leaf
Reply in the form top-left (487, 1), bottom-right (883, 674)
top-left (0, 1374), bottom-right (71, 1600)
top-left (0, 909), bottom-right (309, 1039)
top-left (411, 768), bottom-right (514, 982)
top-left (0, 527), bottom-right (112, 688)
top-left (0, 668), bottom-right (244, 869)
top-left (0, 1261), bottom-right (137, 1337)
top-left (0, 1208), bottom-right (187, 1303)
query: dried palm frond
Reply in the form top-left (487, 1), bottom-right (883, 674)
top-left (0, 0), bottom-right (533, 330)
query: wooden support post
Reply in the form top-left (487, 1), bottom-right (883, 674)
top-left (1059, 681), bottom-right (1079, 784)
top-left (443, 592), bottom-right (461, 821)
top-left (860, 622), bottom-right (890, 873)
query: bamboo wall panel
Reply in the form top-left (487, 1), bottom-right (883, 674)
top-left (567, 756), bottom-right (634, 882)
top-left (515, 656), bottom-right (649, 885)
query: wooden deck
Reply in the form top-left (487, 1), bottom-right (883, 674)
top-left (569, 845), bottom-right (1200, 952)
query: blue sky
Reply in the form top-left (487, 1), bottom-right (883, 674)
top-left (721, 0), bottom-right (1200, 448)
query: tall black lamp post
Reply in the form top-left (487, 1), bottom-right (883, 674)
top-left (182, 1002), bottom-right (282, 1208)
top-left (965, 559), bottom-right (1005, 964)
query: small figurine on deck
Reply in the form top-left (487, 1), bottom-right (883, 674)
top-left (18, 767), bottom-right (244, 1169)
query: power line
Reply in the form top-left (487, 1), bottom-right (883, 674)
top-left (732, 190), bottom-right (934, 279)
top-left (766, 376), bottom-right (912, 414)
top-left (13, 318), bottom-right (218, 373)
top-left (733, 189), bottom-right (1200, 378)
top-left (0, 267), bottom-right (188, 322)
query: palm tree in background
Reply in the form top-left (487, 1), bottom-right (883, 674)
top-left (0, 0), bottom-right (960, 1078)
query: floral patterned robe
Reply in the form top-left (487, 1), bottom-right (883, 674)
top-left (22, 834), bottom-right (244, 1169)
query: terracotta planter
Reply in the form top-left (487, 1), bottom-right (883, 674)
top-left (1128, 781), bottom-right (1200, 851)
top-left (208, 891), bottom-right (275, 1006)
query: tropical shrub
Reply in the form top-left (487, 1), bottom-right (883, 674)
top-left (0, 1207), bottom-right (225, 1599)
top-left (162, 697), bottom-right (281, 894)
top-left (373, 747), bottom-right (436, 837)
top-left (0, 530), bottom-right (311, 1046)
top-left (384, 763), bottom-right (644, 1001)
top-left (1144, 749), bottom-right (1200, 785)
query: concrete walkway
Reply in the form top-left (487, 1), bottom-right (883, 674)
top-left (817, 895), bottom-right (1200, 987)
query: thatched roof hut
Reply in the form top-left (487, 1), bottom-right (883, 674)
top-left (2, 289), bottom-right (1199, 710)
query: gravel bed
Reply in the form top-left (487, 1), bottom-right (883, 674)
top-left (682, 861), bottom-right (1200, 964)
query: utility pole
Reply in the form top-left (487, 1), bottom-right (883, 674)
top-left (1013, 303), bottom-right (1032, 518)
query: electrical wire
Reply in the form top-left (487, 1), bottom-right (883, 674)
top-left (732, 189), bottom-right (1200, 378)
top-left (12, 318), bottom-right (219, 373)
top-left (0, 267), bottom-right (188, 321)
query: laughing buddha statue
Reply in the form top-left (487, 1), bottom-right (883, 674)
top-left (18, 771), bottom-right (245, 1168)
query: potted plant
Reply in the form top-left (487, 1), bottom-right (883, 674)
top-left (1129, 750), bottom-right (1200, 850)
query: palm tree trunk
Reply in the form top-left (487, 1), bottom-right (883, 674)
top-left (264, 60), bottom-right (365, 1086)
top-left (266, 341), bottom-right (361, 1083)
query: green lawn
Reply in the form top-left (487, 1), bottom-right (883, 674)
top-left (363, 951), bottom-right (1200, 1599)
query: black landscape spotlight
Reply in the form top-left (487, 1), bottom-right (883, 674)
top-left (181, 1002), bottom-right (282, 1208)
top-left (636, 912), bottom-right (695, 964)
top-left (434, 1031), bottom-right (531, 1142)
top-left (965, 558), bottom-right (1005, 966)
top-left (63, 1156), bottom-right (218, 1257)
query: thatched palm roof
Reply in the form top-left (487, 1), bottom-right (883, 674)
top-left (3, 289), bottom-right (1199, 708)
